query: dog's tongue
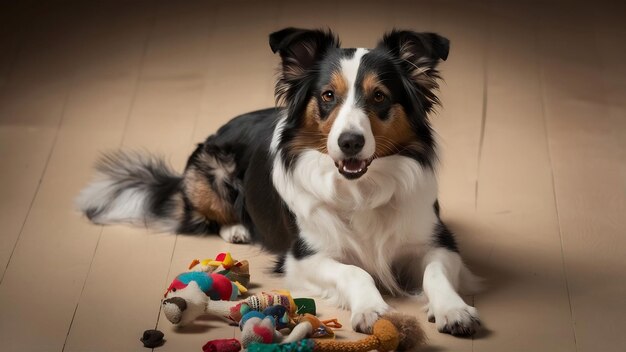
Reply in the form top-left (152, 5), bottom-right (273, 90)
top-left (343, 159), bottom-right (366, 173)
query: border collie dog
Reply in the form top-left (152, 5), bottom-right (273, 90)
top-left (77, 28), bottom-right (481, 336)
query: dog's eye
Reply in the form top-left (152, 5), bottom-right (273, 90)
top-left (373, 90), bottom-right (385, 103)
top-left (321, 90), bottom-right (335, 102)
top-left (172, 288), bottom-right (177, 292)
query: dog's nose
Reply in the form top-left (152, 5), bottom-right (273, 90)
top-left (338, 132), bottom-right (365, 157)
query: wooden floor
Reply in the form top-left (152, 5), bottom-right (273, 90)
top-left (0, 0), bottom-right (624, 351)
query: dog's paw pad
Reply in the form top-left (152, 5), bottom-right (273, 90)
top-left (219, 224), bottom-right (251, 244)
top-left (435, 305), bottom-right (481, 337)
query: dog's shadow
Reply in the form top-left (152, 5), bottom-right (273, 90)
top-left (172, 315), bottom-right (230, 334)
top-left (428, 213), bottom-right (602, 342)
top-left (385, 215), bottom-right (516, 342)
top-left (445, 216), bottom-right (517, 292)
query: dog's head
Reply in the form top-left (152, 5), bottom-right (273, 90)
top-left (270, 28), bottom-right (449, 180)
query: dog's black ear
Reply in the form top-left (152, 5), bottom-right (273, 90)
top-left (269, 27), bottom-right (340, 81)
top-left (379, 30), bottom-right (449, 62)
top-left (378, 30), bottom-right (449, 110)
top-left (378, 30), bottom-right (449, 85)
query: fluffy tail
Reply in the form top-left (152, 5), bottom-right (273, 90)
top-left (76, 151), bottom-right (190, 233)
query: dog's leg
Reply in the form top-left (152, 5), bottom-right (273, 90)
top-left (422, 247), bottom-right (481, 336)
top-left (181, 147), bottom-right (250, 242)
top-left (285, 253), bottom-right (390, 333)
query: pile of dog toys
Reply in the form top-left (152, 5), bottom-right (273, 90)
top-left (143, 252), bottom-right (424, 351)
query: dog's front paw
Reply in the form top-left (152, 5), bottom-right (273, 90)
top-left (351, 303), bottom-right (390, 333)
top-left (431, 303), bottom-right (481, 337)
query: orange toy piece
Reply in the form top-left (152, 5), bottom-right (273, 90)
top-left (315, 318), bottom-right (399, 352)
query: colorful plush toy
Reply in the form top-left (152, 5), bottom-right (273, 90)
top-left (239, 305), bottom-right (292, 331)
top-left (189, 252), bottom-right (251, 288)
top-left (246, 313), bottom-right (425, 352)
top-left (240, 313), bottom-right (341, 349)
top-left (162, 271), bottom-right (245, 326)
top-left (240, 315), bottom-right (284, 347)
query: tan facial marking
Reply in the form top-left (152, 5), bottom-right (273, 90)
top-left (362, 73), bottom-right (391, 98)
top-left (329, 71), bottom-right (348, 97)
top-left (289, 71), bottom-right (348, 153)
top-left (370, 104), bottom-right (422, 157)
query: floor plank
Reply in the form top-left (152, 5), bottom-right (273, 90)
top-left (0, 2), bottom-right (21, 89)
top-left (415, 1), bottom-right (489, 351)
top-left (539, 2), bottom-right (626, 351)
top-left (0, 1), bottom-right (624, 351)
top-left (192, 0), bottom-right (279, 142)
top-left (0, 2), bottom-right (81, 282)
top-left (63, 2), bottom-right (224, 351)
top-left (472, 2), bottom-right (577, 351)
top-left (156, 2), bottom-right (283, 350)
top-left (0, 2), bottom-right (154, 351)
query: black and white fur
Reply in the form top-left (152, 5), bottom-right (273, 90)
top-left (77, 28), bottom-right (481, 336)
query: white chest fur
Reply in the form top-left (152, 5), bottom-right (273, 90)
top-left (272, 149), bottom-right (439, 294)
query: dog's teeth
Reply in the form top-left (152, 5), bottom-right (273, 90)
top-left (339, 159), bottom-right (368, 176)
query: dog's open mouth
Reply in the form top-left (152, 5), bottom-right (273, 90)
top-left (335, 158), bottom-right (373, 180)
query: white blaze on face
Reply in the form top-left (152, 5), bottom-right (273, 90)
top-left (327, 48), bottom-right (375, 162)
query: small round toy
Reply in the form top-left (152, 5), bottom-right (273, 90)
top-left (140, 329), bottom-right (164, 348)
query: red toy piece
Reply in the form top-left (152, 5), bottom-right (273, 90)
top-left (202, 338), bottom-right (241, 352)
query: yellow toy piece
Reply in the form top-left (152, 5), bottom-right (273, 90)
top-left (233, 281), bottom-right (248, 294)
top-left (208, 252), bottom-right (235, 268)
top-left (188, 252), bottom-right (251, 290)
top-left (189, 252), bottom-right (237, 272)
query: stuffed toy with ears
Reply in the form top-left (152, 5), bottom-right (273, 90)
top-left (162, 271), bottom-right (246, 326)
